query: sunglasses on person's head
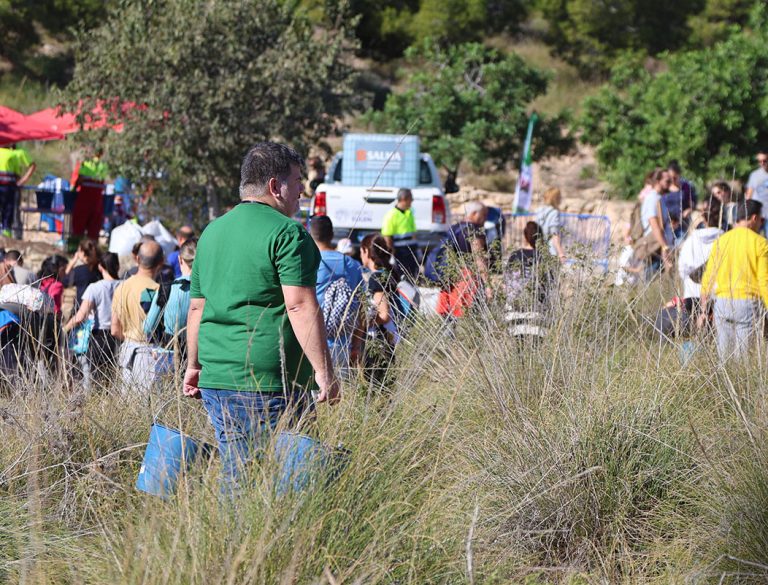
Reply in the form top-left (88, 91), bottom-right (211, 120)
top-left (759, 157), bottom-right (768, 164)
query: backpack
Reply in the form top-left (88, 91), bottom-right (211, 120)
top-left (320, 260), bottom-right (360, 341)
top-left (393, 280), bottom-right (421, 323)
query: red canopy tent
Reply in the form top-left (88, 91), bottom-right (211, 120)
top-left (0, 105), bottom-right (66, 146)
top-left (26, 101), bottom-right (132, 135)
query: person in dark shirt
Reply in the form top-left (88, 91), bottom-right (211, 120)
top-left (65, 238), bottom-right (102, 309)
top-left (360, 233), bottom-right (400, 385)
top-left (505, 221), bottom-right (554, 311)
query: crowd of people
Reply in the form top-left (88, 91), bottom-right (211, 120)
top-left (0, 225), bottom-right (197, 389)
top-left (619, 151), bottom-right (768, 361)
top-left (170, 141), bottom-right (567, 493)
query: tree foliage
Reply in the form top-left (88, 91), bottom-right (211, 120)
top-left (315, 0), bottom-right (529, 60)
top-left (687, 0), bottom-right (755, 46)
top-left (64, 0), bottom-right (357, 221)
top-left (579, 5), bottom-right (768, 198)
top-left (0, 0), bottom-right (107, 82)
top-left (538, 0), bottom-right (705, 77)
top-left (365, 41), bottom-right (570, 175)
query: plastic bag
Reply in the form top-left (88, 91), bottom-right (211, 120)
top-left (141, 220), bottom-right (177, 256)
top-left (109, 221), bottom-right (143, 256)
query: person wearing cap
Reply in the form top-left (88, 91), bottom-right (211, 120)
top-left (381, 188), bottom-right (419, 280)
top-left (71, 150), bottom-right (109, 241)
top-left (0, 144), bottom-right (36, 238)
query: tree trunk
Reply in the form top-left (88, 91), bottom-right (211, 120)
top-left (206, 182), bottom-right (219, 222)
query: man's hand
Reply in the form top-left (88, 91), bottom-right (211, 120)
top-left (315, 371), bottom-right (341, 405)
top-left (183, 366), bottom-right (202, 399)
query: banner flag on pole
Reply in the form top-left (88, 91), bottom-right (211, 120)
top-left (513, 112), bottom-right (538, 213)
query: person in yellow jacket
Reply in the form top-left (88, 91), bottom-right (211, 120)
top-left (0, 144), bottom-right (36, 237)
top-left (381, 188), bottom-right (419, 279)
top-left (71, 151), bottom-right (109, 240)
top-left (701, 199), bottom-right (768, 360)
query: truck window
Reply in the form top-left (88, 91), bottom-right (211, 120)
top-left (333, 158), bottom-right (343, 182)
top-left (419, 160), bottom-right (432, 185)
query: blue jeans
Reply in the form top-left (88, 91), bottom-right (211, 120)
top-left (200, 388), bottom-right (312, 494)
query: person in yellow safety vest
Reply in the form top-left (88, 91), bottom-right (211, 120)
top-left (381, 188), bottom-right (419, 280)
top-left (0, 144), bottom-right (36, 238)
top-left (71, 152), bottom-right (109, 240)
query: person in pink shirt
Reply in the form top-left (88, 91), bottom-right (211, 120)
top-left (38, 255), bottom-right (65, 314)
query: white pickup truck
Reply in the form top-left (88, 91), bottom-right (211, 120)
top-left (309, 151), bottom-right (452, 250)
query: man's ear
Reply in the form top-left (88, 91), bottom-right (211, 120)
top-left (267, 177), bottom-right (280, 198)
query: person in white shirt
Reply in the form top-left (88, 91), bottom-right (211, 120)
top-left (677, 199), bottom-right (723, 315)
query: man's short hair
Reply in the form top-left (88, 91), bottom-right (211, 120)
top-left (464, 201), bottom-right (485, 216)
top-left (138, 241), bottom-right (164, 269)
top-left (239, 142), bottom-right (305, 199)
top-left (177, 226), bottom-right (195, 240)
top-left (734, 199), bottom-right (763, 223)
top-left (667, 160), bottom-right (682, 174)
top-left (132, 234), bottom-right (157, 257)
top-left (5, 250), bottom-right (22, 264)
top-left (309, 215), bottom-right (334, 244)
top-left (396, 188), bottom-right (413, 201)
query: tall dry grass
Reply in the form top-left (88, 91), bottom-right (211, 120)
top-left (0, 257), bottom-right (767, 583)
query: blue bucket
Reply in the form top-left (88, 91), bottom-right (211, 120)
top-left (136, 423), bottom-right (212, 498)
top-left (679, 340), bottom-right (697, 366)
top-left (274, 431), bottom-right (349, 495)
top-left (153, 348), bottom-right (174, 375)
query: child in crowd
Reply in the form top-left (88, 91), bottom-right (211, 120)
top-left (38, 256), bottom-right (66, 314)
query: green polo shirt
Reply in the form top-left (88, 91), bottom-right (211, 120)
top-left (190, 202), bottom-right (321, 392)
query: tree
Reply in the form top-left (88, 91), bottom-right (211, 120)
top-left (0, 0), bottom-right (107, 83)
top-left (579, 4), bottom-right (768, 198)
top-left (304, 0), bottom-right (530, 60)
top-left (365, 41), bottom-right (570, 178)
top-left (64, 0), bottom-right (357, 222)
top-left (538, 0), bottom-right (705, 77)
top-left (687, 0), bottom-right (756, 46)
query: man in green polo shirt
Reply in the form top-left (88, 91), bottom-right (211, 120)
top-left (381, 188), bottom-right (419, 279)
top-left (183, 141), bottom-right (340, 492)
